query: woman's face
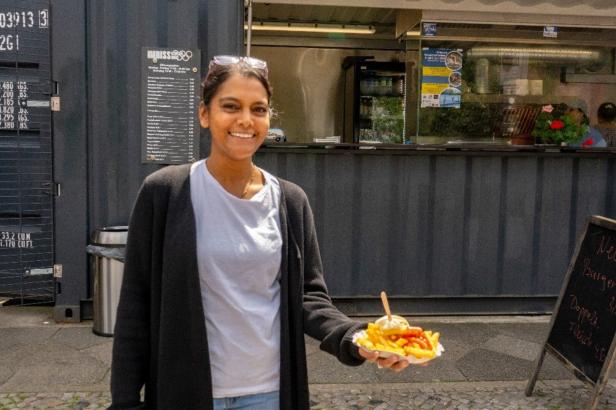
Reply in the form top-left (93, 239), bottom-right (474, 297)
top-left (199, 73), bottom-right (270, 163)
top-left (565, 108), bottom-right (584, 126)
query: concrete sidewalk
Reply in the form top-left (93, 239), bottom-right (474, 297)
top-left (1, 306), bottom-right (615, 409)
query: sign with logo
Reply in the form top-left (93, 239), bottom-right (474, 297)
top-left (543, 26), bottom-right (558, 38)
top-left (141, 47), bottom-right (201, 164)
top-left (422, 23), bottom-right (437, 37)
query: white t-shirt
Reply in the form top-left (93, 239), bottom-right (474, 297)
top-left (190, 159), bottom-right (282, 398)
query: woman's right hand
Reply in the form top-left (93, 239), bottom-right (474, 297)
top-left (358, 348), bottom-right (410, 373)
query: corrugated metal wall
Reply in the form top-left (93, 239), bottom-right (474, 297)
top-left (53, 0), bottom-right (244, 320)
top-left (256, 149), bottom-right (616, 314)
top-left (87, 0), bottom-right (243, 230)
top-left (49, 0), bottom-right (614, 317)
top-left (0, 0), bottom-right (54, 305)
top-left (51, 0), bottom-right (88, 319)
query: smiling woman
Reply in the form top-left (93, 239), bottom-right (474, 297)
top-left (198, 57), bottom-right (273, 198)
top-left (199, 73), bottom-right (271, 198)
top-left (109, 55), bottom-right (409, 410)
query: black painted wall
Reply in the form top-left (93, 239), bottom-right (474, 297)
top-left (256, 149), bottom-right (616, 315)
top-left (52, 0), bottom-right (88, 320)
top-left (53, 0), bottom-right (243, 320)
top-left (51, 0), bottom-right (614, 318)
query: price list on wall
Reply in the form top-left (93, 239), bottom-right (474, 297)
top-left (141, 47), bottom-right (200, 164)
top-left (1, 80), bottom-right (31, 130)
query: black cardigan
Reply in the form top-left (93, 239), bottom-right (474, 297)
top-left (109, 164), bottom-right (366, 409)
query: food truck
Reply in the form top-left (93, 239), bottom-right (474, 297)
top-left (1, 0), bottom-right (614, 320)
top-left (247, 0), bottom-right (616, 315)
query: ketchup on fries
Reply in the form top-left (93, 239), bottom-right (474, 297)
top-left (355, 318), bottom-right (442, 360)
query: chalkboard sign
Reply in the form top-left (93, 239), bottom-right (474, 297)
top-left (547, 219), bottom-right (616, 382)
top-left (527, 215), bottom-right (616, 409)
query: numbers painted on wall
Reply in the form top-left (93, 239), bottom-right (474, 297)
top-left (0, 33), bottom-right (18, 51)
top-left (0, 11), bottom-right (36, 28)
top-left (0, 8), bottom-right (49, 51)
top-left (0, 231), bottom-right (34, 249)
top-left (0, 81), bottom-right (29, 129)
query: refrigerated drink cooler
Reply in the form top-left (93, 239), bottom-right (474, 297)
top-left (342, 57), bottom-right (406, 144)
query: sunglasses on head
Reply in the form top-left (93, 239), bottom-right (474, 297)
top-left (209, 55), bottom-right (268, 76)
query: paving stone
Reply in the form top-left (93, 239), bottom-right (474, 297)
top-left (305, 336), bottom-right (321, 356)
top-left (481, 334), bottom-right (541, 362)
top-left (0, 327), bottom-right (58, 351)
top-left (51, 327), bottom-right (111, 351)
top-left (0, 307), bottom-right (57, 328)
top-left (488, 323), bottom-right (548, 345)
top-left (81, 342), bottom-right (113, 367)
top-left (0, 367), bottom-right (14, 387)
top-left (533, 352), bottom-right (577, 380)
top-left (314, 382), bottom-right (615, 409)
top-left (307, 347), bottom-right (392, 384)
top-left (456, 348), bottom-right (533, 381)
top-left (386, 358), bottom-right (467, 384)
top-left (439, 323), bottom-right (499, 352)
top-left (0, 365), bottom-right (107, 393)
top-left (5, 310), bottom-right (616, 409)
top-left (1, 340), bottom-right (104, 370)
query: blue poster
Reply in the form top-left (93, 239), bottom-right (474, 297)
top-left (421, 48), bottom-right (463, 108)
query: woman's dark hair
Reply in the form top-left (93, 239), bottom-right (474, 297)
top-left (201, 61), bottom-right (273, 107)
top-left (598, 102), bottom-right (616, 122)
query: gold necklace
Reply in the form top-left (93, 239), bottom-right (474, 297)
top-left (240, 166), bottom-right (256, 199)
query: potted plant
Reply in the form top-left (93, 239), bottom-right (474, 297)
top-left (532, 104), bottom-right (588, 146)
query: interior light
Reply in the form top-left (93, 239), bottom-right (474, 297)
top-left (405, 30), bottom-right (421, 37)
top-left (244, 23), bottom-right (376, 35)
top-left (466, 46), bottom-right (604, 63)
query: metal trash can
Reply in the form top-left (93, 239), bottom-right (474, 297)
top-left (88, 226), bottom-right (128, 337)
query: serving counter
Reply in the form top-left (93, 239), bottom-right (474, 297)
top-left (255, 144), bottom-right (616, 315)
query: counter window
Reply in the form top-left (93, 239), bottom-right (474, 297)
top-left (247, 4), bottom-right (616, 148)
top-left (410, 23), bottom-right (616, 147)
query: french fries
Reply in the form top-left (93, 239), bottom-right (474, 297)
top-left (356, 322), bottom-right (441, 360)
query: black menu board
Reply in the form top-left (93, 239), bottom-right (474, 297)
top-left (527, 216), bottom-right (616, 410)
top-left (141, 47), bottom-right (200, 164)
top-left (546, 218), bottom-right (616, 383)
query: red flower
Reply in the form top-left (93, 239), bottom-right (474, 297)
top-left (550, 120), bottom-right (565, 130)
top-left (581, 137), bottom-right (593, 148)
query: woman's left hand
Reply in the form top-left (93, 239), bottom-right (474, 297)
top-left (358, 348), bottom-right (410, 372)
